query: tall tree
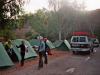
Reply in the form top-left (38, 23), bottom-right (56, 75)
top-left (48, 0), bottom-right (65, 40)
top-left (0, 0), bottom-right (27, 40)
top-left (48, 0), bottom-right (86, 40)
top-left (29, 9), bottom-right (49, 36)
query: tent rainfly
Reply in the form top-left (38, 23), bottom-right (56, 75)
top-left (29, 39), bottom-right (55, 49)
top-left (29, 39), bottom-right (40, 47)
top-left (46, 40), bottom-right (55, 49)
top-left (0, 42), bottom-right (14, 67)
top-left (11, 39), bottom-right (37, 61)
top-left (54, 40), bottom-right (71, 51)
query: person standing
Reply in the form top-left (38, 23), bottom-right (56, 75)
top-left (44, 38), bottom-right (52, 55)
top-left (4, 40), bottom-right (15, 61)
top-left (16, 41), bottom-right (28, 66)
top-left (5, 40), bottom-right (13, 55)
top-left (43, 38), bottom-right (48, 64)
top-left (38, 37), bottom-right (48, 69)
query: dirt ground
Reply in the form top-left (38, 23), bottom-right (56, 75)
top-left (0, 49), bottom-right (70, 75)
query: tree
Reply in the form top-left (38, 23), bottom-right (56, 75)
top-left (0, 0), bottom-right (27, 40)
top-left (48, 0), bottom-right (65, 40)
top-left (29, 9), bottom-right (49, 36)
top-left (88, 9), bottom-right (100, 40)
top-left (48, 0), bottom-right (87, 40)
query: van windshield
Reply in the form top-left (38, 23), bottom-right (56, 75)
top-left (72, 37), bottom-right (78, 42)
top-left (72, 36), bottom-right (86, 42)
top-left (79, 37), bottom-right (86, 42)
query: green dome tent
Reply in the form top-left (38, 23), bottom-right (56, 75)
top-left (64, 40), bottom-right (71, 50)
top-left (46, 40), bottom-right (55, 49)
top-left (11, 39), bottom-right (37, 61)
top-left (0, 43), bottom-right (14, 67)
top-left (29, 39), bottom-right (40, 47)
top-left (29, 39), bottom-right (55, 49)
top-left (53, 40), bottom-right (71, 51)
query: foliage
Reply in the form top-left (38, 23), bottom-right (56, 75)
top-left (25, 31), bottom-right (38, 40)
top-left (0, 0), bottom-right (26, 40)
top-left (22, 0), bottom-right (100, 41)
top-left (25, 31), bottom-right (33, 38)
top-left (0, 29), bottom-right (16, 41)
top-left (0, 0), bottom-right (25, 29)
top-left (29, 9), bottom-right (49, 36)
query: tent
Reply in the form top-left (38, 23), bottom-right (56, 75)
top-left (29, 39), bottom-right (40, 47)
top-left (0, 42), bottom-right (14, 67)
top-left (46, 40), bottom-right (55, 49)
top-left (29, 39), bottom-right (55, 55)
top-left (53, 40), bottom-right (63, 48)
top-left (64, 40), bottom-right (71, 50)
top-left (11, 39), bottom-right (37, 61)
top-left (29, 39), bottom-right (55, 49)
top-left (54, 40), bottom-right (71, 51)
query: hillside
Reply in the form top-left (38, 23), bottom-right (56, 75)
top-left (15, 21), bottom-right (37, 39)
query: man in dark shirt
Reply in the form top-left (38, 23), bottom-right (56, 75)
top-left (16, 41), bottom-right (27, 66)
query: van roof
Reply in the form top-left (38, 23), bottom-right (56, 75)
top-left (72, 32), bottom-right (90, 36)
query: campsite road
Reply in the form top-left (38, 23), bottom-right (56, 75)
top-left (30, 47), bottom-right (100, 75)
top-left (1, 47), bottom-right (100, 75)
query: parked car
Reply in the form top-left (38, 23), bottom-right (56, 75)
top-left (70, 35), bottom-right (93, 54)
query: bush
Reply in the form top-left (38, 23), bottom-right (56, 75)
top-left (25, 31), bottom-right (38, 40)
top-left (25, 31), bottom-right (33, 37)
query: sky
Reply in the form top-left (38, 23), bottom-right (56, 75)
top-left (23, 0), bottom-right (48, 13)
top-left (23, 0), bottom-right (100, 13)
top-left (85, 0), bottom-right (100, 10)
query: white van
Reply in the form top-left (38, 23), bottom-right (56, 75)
top-left (70, 36), bottom-right (93, 54)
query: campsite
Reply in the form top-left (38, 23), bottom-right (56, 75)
top-left (0, 0), bottom-right (100, 75)
top-left (0, 38), bottom-right (71, 68)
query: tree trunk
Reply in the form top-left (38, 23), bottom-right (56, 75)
top-left (59, 30), bottom-right (61, 41)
